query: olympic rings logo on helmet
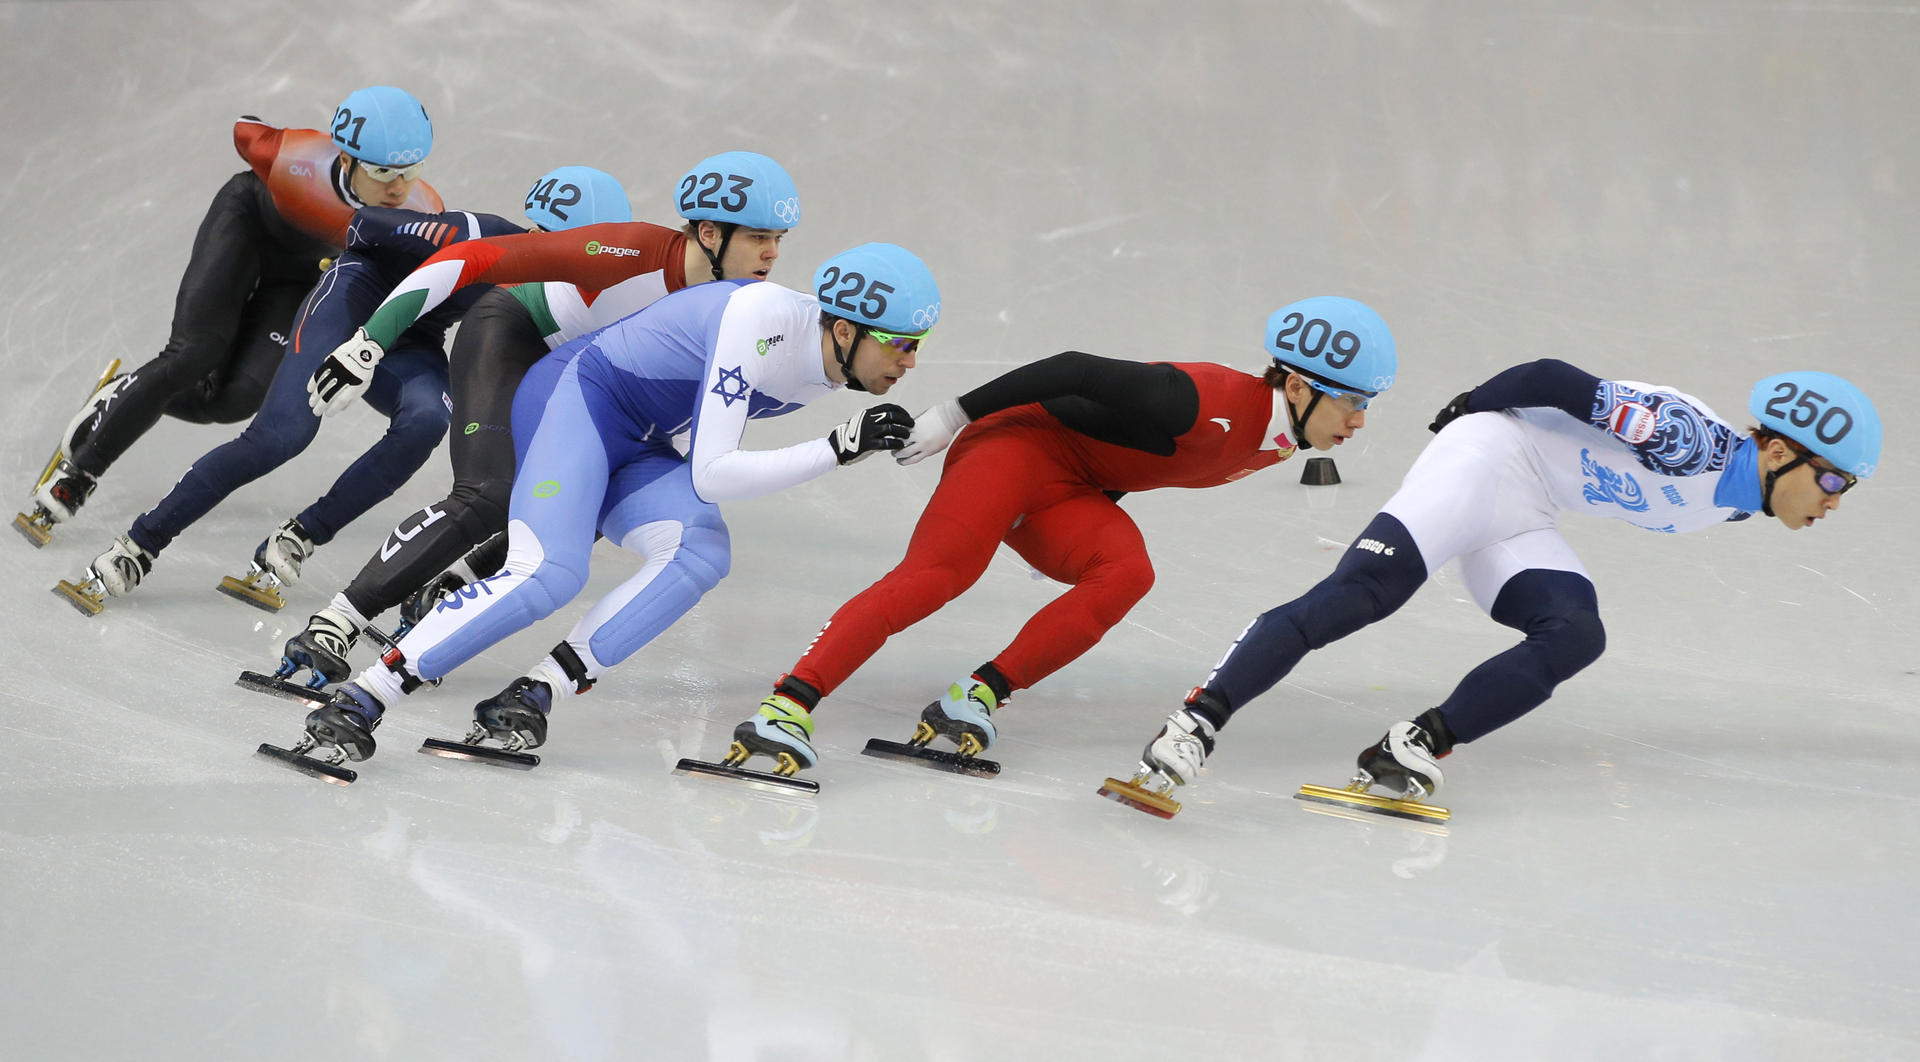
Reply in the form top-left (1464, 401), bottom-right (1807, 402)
top-left (911, 304), bottom-right (941, 330)
top-left (772, 197), bottom-right (800, 225)
top-left (382, 146), bottom-right (427, 165)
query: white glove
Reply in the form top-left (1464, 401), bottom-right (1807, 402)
top-left (307, 327), bottom-right (386, 416)
top-left (894, 398), bottom-right (971, 466)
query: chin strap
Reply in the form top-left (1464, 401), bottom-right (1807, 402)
top-left (1761, 451), bottom-right (1811, 518)
top-left (699, 222), bottom-right (737, 281)
top-left (1286, 383), bottom-right (1322, 450)
top-left (335, 157), bottom-right (366, 208)
top-left (831, 322), bottom-right (869, 393)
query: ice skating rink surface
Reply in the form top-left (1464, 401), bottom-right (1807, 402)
top-left (2, 2), bottom-right (1916, 1058)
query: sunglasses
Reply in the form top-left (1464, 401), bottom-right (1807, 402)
top-left (358, 160), bottom-right (424, 183)
top-left (866, 328), bottom-right (925, 355)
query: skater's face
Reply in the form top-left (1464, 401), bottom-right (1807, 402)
top-left (698, 222), bottom-right (786, 282)
top-left (1286, 373), bottom-right (1369, 450)
top-left (345, 156), bottom-right (422, 208)
top-left (1763, 439), bottom-right (1855, 529)
top-left (830, 320), bottom-right (920, 394)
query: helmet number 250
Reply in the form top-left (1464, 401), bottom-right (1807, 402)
top-left (1272, 312), bottom-right (1362, 370)
top-left (1762, 381), bottom-right (1853, 444)
top-left (816, 266), bottom-right (894, 320)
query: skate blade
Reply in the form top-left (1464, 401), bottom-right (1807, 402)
top-left (51, 578), bottom-right (106, 617)
top-left (861, 737), bottom-right (1001, 778)
top-left (13, 510), bottom-right (52, 548)
top-left (256, 742), bottom-right (356, 785)
top-left (672, 757), bottom-right (820, 796)
top-left (217, 574), bottom-right (286, 612)
top-left (1294, 783), bottom-right (1450, 824)
top-left (1096, 776), bottom-right (1182, 819)
top-left (235, 670), bottom-right (329, 709)
top-left (418, 737), bottom-right (540, 770)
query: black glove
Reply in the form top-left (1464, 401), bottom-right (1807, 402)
top-left (828, 404), bottom-right (915, 465)
top-left (1429, 391), bottom-right (1474, 434)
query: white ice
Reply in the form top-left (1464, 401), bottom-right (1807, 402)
top-left (2, 2), bottom-right (1916, 1059)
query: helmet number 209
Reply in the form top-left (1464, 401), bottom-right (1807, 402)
top-left (1762, 381), bottom-right (1852, 444)
top-left (816, 266), bottom-right (894, 320)
top-left (526, 179), bottom-right (582, 222)
top-left (679, 171), bottom-right (754, 214)
top-left (1273, 312), bottom-right (1361, 370)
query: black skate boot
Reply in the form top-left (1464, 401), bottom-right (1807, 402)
top-left (474, 677), bottom-right (552, 750)
top-left (257, 681), bottom-right (386, 785)
top-left (417, 678), bottom-right (550, 770)
top-left (1354, 711), bottom-right (1453, 800)
top-left (275, 608), bottom-right (360, 688)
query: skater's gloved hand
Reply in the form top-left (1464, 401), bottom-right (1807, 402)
top-left (1429, 390), bottom-right (1474, 434)
top-left (828, 403), bottom-right (915, 465)
top-left (895, 398), bottom-right (970, 466)
top-left (308, 328), bottom-right (386, 417)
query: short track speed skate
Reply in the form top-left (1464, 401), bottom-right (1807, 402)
top-left (1097, 770), bottom-right (1183, 819)
top-left (15, 358), bottom-right (121, 548)
top-left (861, 733), bottom-right (1001, 778)
top-left (256, 735), bottom-right (359, 785)
top-left (673, 750), bottom-right (821, 796)
top-left (418, 676), bottom-right (551, 770)
top-left (1293, 781), bottom-right (1450, 824)
top-left (675, 688), bottom-right (822, 794)
top-left (52, 570), bottom-right (111, 617)
top-left (234, 670), bottom-right (330, 710)
top-left (216, 562), bottom-right (288, 612)
top-left (1293, 719), bottom-right (1453, 824)
top-left (258, 684), bottom-right (384, 785)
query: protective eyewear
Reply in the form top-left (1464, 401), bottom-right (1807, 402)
top-left (866, 328), bottom-right (925, 355)
top-left (1302, 376), bottom-right (1371, 412)
top-left (1780, 451), bottom-right (1857, 496)
top-left (358, 160), bottom-right (425, 183)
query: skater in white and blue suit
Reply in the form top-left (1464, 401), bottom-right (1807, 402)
top-left (1121, 359), bottom-right (1883, 810)
top-left (300, 243), bottom-right (940, 766)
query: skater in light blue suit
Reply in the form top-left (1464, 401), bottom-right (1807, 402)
top-left (295, 243), bottom-right (942, 769)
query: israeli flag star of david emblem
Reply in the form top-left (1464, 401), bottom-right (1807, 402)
top-left (711, 365), bottom-right (750, 407)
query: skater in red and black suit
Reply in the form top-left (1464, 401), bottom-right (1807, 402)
top-left (28, 86), bottom-right (442, 538)
top-left (721, 295), bottom-right (1399, 778)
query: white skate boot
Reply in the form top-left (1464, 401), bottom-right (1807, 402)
top-left (1098, 689), bottom-right (1224, 819)
top-left (218, 517), bottom-right (315, 612)
top-left (53, 534), bottom-right (155, 616)
top-left (1294, 713), bottom-right (1454, 825)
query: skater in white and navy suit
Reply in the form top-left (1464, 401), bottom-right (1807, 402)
top-left (1122, 358), bottom-right (1882, 808)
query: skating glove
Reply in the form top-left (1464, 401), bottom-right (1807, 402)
top-left (828, 404), bottom-right (915, 465)
top-left (1429, 390), bottom-right (1474, 434)
top-left (895, 398), bottom-right (971, 466)
top-left (308, 328), bottom-right (387, 417)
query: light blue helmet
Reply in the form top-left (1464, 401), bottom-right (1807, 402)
top-left (813, 243), bottom-right (941, 335)
top-left (1749, 371), bottom-right (1881, 478)
top-left (329, 86), bottom-right (433, 167)
top-left (524, 166), bottom-right (631, 231)
top-left (676, 151), bottom-right (802, 230)
top-left (1264, 295), bottom-right (1396, 398)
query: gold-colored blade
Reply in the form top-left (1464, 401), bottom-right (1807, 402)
top-left (1295, 783), bottom-right (1450, 823)
top-left (1097, 776), bottom-right (1182, 819)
